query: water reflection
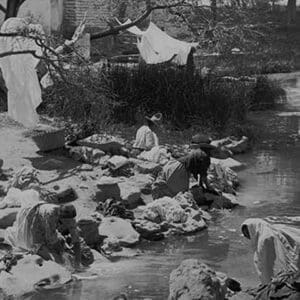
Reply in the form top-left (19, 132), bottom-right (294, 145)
top-left (30, 74), bottom-right (300, 300)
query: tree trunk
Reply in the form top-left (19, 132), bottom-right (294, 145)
top-left (287, 0), bottom-right (297, 25)
top-left (5, 0), bottom-right (19, 20)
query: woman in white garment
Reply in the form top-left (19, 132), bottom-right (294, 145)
top-left (241, 218), bottom-right (300, 284)
top-left (133, 113), bottom-right (162, 152)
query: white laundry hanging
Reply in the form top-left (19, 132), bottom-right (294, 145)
top-left (116, 19), bottom-right (198, 65)
top-left (0, 18), bottom-right (44, 127)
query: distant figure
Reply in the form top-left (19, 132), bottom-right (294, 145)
top-left (241, 218), bottom-right (300, 284)
top-left (133, 112), bottom-right (162, 153)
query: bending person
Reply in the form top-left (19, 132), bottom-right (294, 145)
top-left (153, 147), bottom-right (213, 199)
top-left (5, 198), bottom-right (91, 268)
top-left (241, 218), bottom-right (300, 284)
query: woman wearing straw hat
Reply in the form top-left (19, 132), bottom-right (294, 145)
top-left (132, 112), bottom-right (162, 155)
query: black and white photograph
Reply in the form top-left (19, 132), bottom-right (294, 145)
top-left (0, 0), bottom-right (299, 299)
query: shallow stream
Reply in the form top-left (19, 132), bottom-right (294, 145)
top-left (32, 73), bottom-right (300, 300)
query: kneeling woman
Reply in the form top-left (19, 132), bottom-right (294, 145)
top-left (6, 198), bottom-right (93, 268)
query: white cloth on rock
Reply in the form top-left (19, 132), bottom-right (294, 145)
top-left (0, 18), bottom-right (44, 127)
top-left (116, 19), bottom-right (198, 65)
top-left (138, 146), bottom-right (170, 165)
top-left (242, 218), bottom-right (300, 284)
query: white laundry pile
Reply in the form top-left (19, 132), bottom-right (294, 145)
top-left (0, 18), bottom-right (44, 127)
top-left (117, 19), bottom-right (198, 65)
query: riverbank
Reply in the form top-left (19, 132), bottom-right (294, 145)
top-left (0, 73), bottom-right (299, 299)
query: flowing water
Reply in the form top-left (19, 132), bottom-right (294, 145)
top-left (33, 73), bottom-right (300, 300)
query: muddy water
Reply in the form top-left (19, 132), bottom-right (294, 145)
top-left (34, 74), bottom-right (300, 300)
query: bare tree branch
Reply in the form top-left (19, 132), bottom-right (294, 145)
top-left (91, 0), bottom-right (187, 40)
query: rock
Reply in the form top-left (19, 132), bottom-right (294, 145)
top-left (98, 217), bottom-right (140, 247)
top-left (108, 156), bottom-right (130, 170)
top-left (134, 159), bottom-right (162, 176)
top-left (118, 174), bottom-right (154, 208)
top-left (54, 185), bottom-right (78, 203)
top-left (96, 177), bottom-right (121, 202)
top-left (77, 217), bottom-right (100, 246)
top-left (211, 158), bottom-right (245, 171)
top-left (226, 136), bottom-right (249, 154)
top-left (79, 164), bottom-right (94, 171)
top-left (169, 259), bottom-right (227, 300)
top-left (0, 207), bottom-right (19, 228)
top-left (0, 188), bottom-right (39, 209)
top-left (207, 192), bottom-right (239, 209)
top-left (133, 219), bottom-right (164, 241)
top-left (40, 158), bottom-right (65, 170)
top-left (0, 158), bottom-right (3, 170)
top-left (0, 254), bottom-right (72, 298)
top-left (118, 182), bottom-right (141, 208)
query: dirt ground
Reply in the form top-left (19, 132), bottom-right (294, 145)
top-left (0, 112), bottom-right (99, 218)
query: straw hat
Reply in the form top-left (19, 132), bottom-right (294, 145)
top-left (145, 113), bottom-right (162, 127)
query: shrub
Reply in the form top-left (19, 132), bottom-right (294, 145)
top-left (42, 65), bottom-right (283, 135)
top-left (248, 76), bottom-right (286, 110)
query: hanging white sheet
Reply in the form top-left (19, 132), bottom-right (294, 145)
top-left (0, 18), bottom-right (44, 127)
top-left (116, 19), bottom-right (198, 65)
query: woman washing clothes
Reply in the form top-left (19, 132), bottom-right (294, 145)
top-left (241, 218), bottom-right (300, 284)
top-left (5, 198), bottom-right (93, 269)
top-left (153, 134), bottom-right (220, 199)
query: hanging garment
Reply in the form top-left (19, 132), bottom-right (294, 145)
top-left (242, 218), bottom-right (300, 284)
top-left (116, 19), bottom-right (198, 65)
top-left (0, 18), bottom-right (44, 127)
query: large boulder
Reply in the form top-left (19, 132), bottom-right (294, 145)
top-left (0, 254), bottom-right (72, 298)
top-left (168, 259), bottom-right (227, 300)
top-left (98, 216), bottom-right (140, 246)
